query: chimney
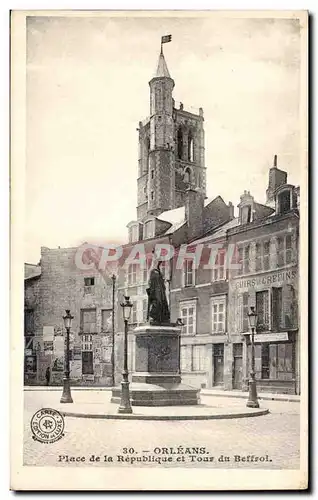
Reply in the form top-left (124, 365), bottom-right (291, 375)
top-left (185, 188), bottom-right (204, 241)
top-left (266, 155), bottom-right (288, 204)
top-left (228, 201), bottom-right (234, 219)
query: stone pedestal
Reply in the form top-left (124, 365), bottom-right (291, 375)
top-left (111, 324), bottom-right (200, 406)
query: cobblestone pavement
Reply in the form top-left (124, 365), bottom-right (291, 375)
top-left (23, 390), bottom-right (300, 469)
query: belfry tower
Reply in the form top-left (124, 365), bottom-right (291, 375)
top-left (137, 43), bottom-right (206, 220)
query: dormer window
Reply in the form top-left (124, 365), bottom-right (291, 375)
top-left (241, 204), bottom-right (252, 224)
top-left (128, 222), bottom-right (141, 243)
top-left (84, 277), bottom-right (95, 294)
top-left (131, 225), bottom-right (139, 243)
top-left (278, 189), bottom-right (291, 215)
top-left (144, 219), bottom-right (154, 239)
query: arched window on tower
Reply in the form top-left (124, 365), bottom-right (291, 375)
top-left (184, 167), bottom-right (192, 186)
top-left (146, 137), bottom-right (150, 171)
top-left (177, 127), bottom-right (183, 160)
top-left (188, 130), bottom-right (194, 162)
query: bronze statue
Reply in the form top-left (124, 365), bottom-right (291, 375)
top-left (146, 258), bottom-right (170, 324)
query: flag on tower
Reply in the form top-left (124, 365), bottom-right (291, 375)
top-left (161, 34), bottom-right (172, 44)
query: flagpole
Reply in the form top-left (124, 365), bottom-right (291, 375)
top-left (160, 41), bottom-right (163, 55)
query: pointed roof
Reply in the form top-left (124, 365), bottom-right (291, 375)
top-left (154, 51), bottom-right (171, 78)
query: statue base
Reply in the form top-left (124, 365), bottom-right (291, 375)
top-left (111, 324), bottom-right (200, 406)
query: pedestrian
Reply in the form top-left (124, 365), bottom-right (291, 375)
top-left (45, 366), bottom-right (51, 386)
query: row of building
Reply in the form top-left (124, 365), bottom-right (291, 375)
top-left (24, 46), bottom-right (300, 395)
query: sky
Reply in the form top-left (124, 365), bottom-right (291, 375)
top-left (25, 13), bottom-right (302, 264)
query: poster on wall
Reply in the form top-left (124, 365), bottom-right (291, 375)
top-left (53, 335), bottom-right (64, 356)
top-left (70, 360), bottom-right (82, 379)
top-left (52, 357), bottom-right (64, 372)
top-left (43, 326), bottom-right (54, 341)
top-left (24, 356), bottom-right (36, 373)
top-left (43, 341), bottom-right (53, 354)
top-left (73, 346), bottom-right (82, 360)
top-left (102, 346), bottom-right (112, 363)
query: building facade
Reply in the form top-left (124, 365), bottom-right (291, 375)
top-left (24, 246), bottom-right (118, 386)
top-left (227, 163), bottom-right (300, 395)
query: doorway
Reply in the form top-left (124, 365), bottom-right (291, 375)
top-left (233, 343), bottom-right (243, 390)
top-left (213, 344), bottom-right (224, 386)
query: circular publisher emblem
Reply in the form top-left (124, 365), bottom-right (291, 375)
top-left (31, 408), bottom-right (65, 444)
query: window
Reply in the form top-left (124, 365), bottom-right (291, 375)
top-left (212, 250), bottom-right (225, 282)
top-left (142, 299), bottom-right (148, 322)
top-left (151, 170), bottom-right (154, 179)
top-left (256, 241), bottom-right (270, 272)
top-left (237, 247), bottom-right (243, 276)
top-left (237, 245), bottom-right (250, 275)
top-left (80, 309), bottom-right (96, 334)
top-left (211, 296), bottom-right (226, 334)
top-left (188, 131), bottom-right (194, 162)
top-left (142, 257), bottom-right (151, 283)
top-left (180, 300), bottom-right (197, 335)
top-left (84, 277), bottom-right (95, 286)
top-left (180, 345), bottom-right (207, 372)
top-left (177, 127), bottom-right (183, 159)
top-left (84, 277), bottom-right (95, 294)
top-left (24, 309), bottom-right (34, 335)
top-left (101, 309), bottom-right (112, 333)
top-left (263, 241), bottom-right (270, 270)
top-left (256, 291), bottom-right (269, 331)
top-left (243, 245), bottom-right (250, 274)
top-left (82, 334), bottom-right (93, 351)
top-left (82, 351), bottom-right (94, 375)
top-left (271, 287), bottom-right (283, 331)
top-left (151, 191), bottom-right (154, 201)
top-left (241, 205), bottom-right (252, 224)
top-left (183, 259), bottom-right (195, 287)
top-left (242, 292), bottom-right (249, 333)
top-left (128, 263), bottom-right (137, 285)
top-left (144, 220), bottom-right (154, 239)
top-left (160, 260), bottom-right (170, 281)
top-left (277, 234), bottom-right (293, 267)
top-left (192, 345), bottom-right (207, 371)
top-left (131, 301), bottom-right (137, 324)
top-left (131, 225), bottom-right (139, 243)
top-left (278, 190), bottom-right (291, 215)
top-left (184, 168), bottom-right (191, 184)
top-left (180, 345), bottom-right (191, 371)
top-left (285, 235), bottom-right (292, 264)
top-left (255, 343), bottom-right (294, 381)
top-left (261, 344), bottom-right (270, 379)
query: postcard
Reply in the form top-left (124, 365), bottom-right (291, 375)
top-left (10, 9), bottom-right (308, 491)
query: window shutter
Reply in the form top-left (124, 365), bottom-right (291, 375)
top-left (242, 292), bottom-right (249, 333)
top-left (254, 344), bottom-right (262, 379)
top-left (282, 284), bottom-right (294, 329)
top-left (237, 295), bottom-right (243, 333)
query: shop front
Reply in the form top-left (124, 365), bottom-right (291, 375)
top-left (243, 330), bottom-right (297, 394)
top-left (229, 265), bottom-right (299, 395)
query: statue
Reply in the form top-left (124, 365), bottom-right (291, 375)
top-left (146, 258), bottom-right (170, 324)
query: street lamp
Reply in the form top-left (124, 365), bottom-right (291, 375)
top-left (60, 309), bottom-right (74, 404)
top-left (246, 306), bottom-right (259, 408)
top-left (118, 296), bottom-right (133, 414)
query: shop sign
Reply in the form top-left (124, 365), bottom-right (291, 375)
top-left (255, 332), bottom-right (289, 343)
top-left (234, 268), bottom-right (297, 290)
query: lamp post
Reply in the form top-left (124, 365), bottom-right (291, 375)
top-left (118, 296), bottom-right (133, 414)
top-left (60, 309), bottom-right (74, 404)
top-left (246, 306), bottom-right (259, 408)
top-left (111, 274), bottom-right (116, 387)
